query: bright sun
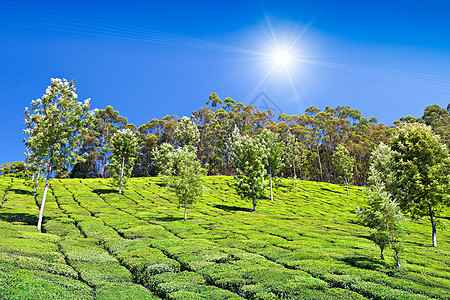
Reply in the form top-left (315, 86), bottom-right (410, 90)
top-left (272, 49), bottom-right (293, 68)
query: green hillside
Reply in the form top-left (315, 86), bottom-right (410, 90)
top-left (0, 176), bottom-right (449, 299)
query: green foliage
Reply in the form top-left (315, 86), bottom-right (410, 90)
top-left (174, 116), bottom-right (200, 149)
top-left (357, 184), bottom-right (405, 272)
top-left (0, 176), bottom-right (449, 299)
top-left (96, 282), bottom-right (159, 300)
top-left (23, 78), bottom-right (91, 230)
top-left (333, 144), bottom-right (355, 195)
top-left (0, 161), bottom-right (30, 178)
top-left (229, 127), bottom-right (267, 211)
top-left (284, 133), bottom-right (306, 191)
top-left (260, 129), bottom-right (285, 201)
top-left (422, 103), bottom-right (450, 148)
top-left (367, 142), bottom-right (394, 189)
top-left (24, 78), bottom-right (91, 174)
top-left (390, 123), bottom-right (450, 247)
top-left (152, 142), bottom-right (175, 176)
top-left (109, 128), bottom-right (140, 194)
top-left (155, 145), bottom-right (205, 220)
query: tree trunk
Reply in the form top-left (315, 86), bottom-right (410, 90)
top-left (119, 156), bottom-right (125, 194)
top-left (102, 155), bottom-right (107, 178)
top-left (184, 195), bottom-right (187, 221)
top-left (292, 157), bottom-right (297, 191)
top-left (252, 178), bottom-right (256, 212)
top-left (34, 176), bottom-right (39, 196)
top-left (269, 165), bottom-right (273, 201)
top-left (345, 176), bottom-right (349, 196)
top-left (380, 247), bottom-right (384, 260)
top-left (316, 144), bottom-right (323, 181)
top-left (37, 165), bottom-right (51, 231)
top-left (429, 204), bottom-right (437, 247)
top-left (394, 247), bottom-right (401, 273)
top-left (33, 165), bottom-right (42, 196)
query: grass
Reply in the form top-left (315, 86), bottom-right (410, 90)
top-left (0, 175), bottom-right (448, 299)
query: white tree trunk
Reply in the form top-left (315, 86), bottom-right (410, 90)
top-left (270, 165), bottom-right (273, 201)
top-left (429, 204), bottom-right (437, 247)
top-left (345, 176), bottom-right (349, 196)
top-left (33, 169), bottom-right (40, 196)
top-left (184, 195), bottom-right (187, 221)
top-left (37, 165), bottom-right (51, 231)
top-left (252, 179), bottom-right (256, 212)
top-left (292, 157), bottom-right (297, 191)
top-left (119, 156), bottom-right (125, 194)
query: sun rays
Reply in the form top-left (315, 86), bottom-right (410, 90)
top-left (3, 0), bottom-right (450, 104)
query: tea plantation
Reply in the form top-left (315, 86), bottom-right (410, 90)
top-left (0, 176), bottom-right (449, 299)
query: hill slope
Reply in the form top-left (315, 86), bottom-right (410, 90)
top-left (0, 176), bottom-right (449, 299)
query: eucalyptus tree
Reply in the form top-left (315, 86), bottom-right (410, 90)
top-left (109, 128), bottom-right (140, 194)
top-left (206, 92), bottom-right (223, 110)
top-left (260, 129), bottom-right (284, 201)
top-left (422, 104), bottom-right (450, 148)
top-left (390, 123), bottom-right (450, 247)
top-left (26, 155), bottom-right (42, 196)
top-left (285, 133), bottom-right (307, 191)
top-left (332, 144), bottom-right (355, 195)
top-left (175, 116), bottom-right (200, 149)
top-left (229, 127), bottom-right (267, 212)
top-left (24, 78), bottom-right (90, 231)
top-left (94, 106), bottom-right (127, 178)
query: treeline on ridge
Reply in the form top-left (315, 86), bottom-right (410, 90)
top-left (68, 93), bottom-right (450, 187)
top-left (1, 92), bottom-right (449, 187)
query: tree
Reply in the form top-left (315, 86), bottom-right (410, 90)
top-left (422, 104), bottom-right (450, 148)
top-left (93, 106), bottom-right (127, 178)
top-left (174, 116), bottom-right (200, 149)
top-left (24, 78), bottom-right (90, 231)
top-left (357, 184), bottom-right (405, 273)
top-left (206, 92), bottom-right (223, 110)
top-left (390, 123), bottom-right (450, 247)
top-left (109, 129), bottom-right (140, 194)
top-left (154, 145), bottom-right (204, 220)
top-left (260, 129), bottom-right (284, 201)
top-left (285, 133), bottom-right (306, 191)
top-left (0, 161), bottom-right (29, 178)
top-left (152, 143), bottom-right (175, 178)
top-left (332, 144), bottom-right (355, 195)
top-left (229, 127), bottom-right (267, 212)
top-left (367, 142), bottom-right (394, 189)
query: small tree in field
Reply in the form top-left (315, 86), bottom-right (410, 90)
top-left (154, 145), bottom-right (204, 220)
top-left (109, 128), bottom-right (140, 194)
top-left (260, 129), bottom-right (284, 201)
top-left (390, 123), bottom-right (450, 247)
top-left (358, 142), bottom-right (406, 272)
top-left (333, 144), bottom-right (355, 195)
top-left (357, 185), bottom-right (405, 273)
top-left (24, 78), bottom-right (90, 231)
top-left (229, 127), bottom-right (266, 212)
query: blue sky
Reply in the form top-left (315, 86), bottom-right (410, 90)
top-left (1, 0), bottom-right (450, 164)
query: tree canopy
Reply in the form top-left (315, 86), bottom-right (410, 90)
top-left (229, 127), bottom-right (267, 212)
top-left (390, 123), bottom-right (450, 247)
top-left (24, 78), bottom-right (91, 230)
